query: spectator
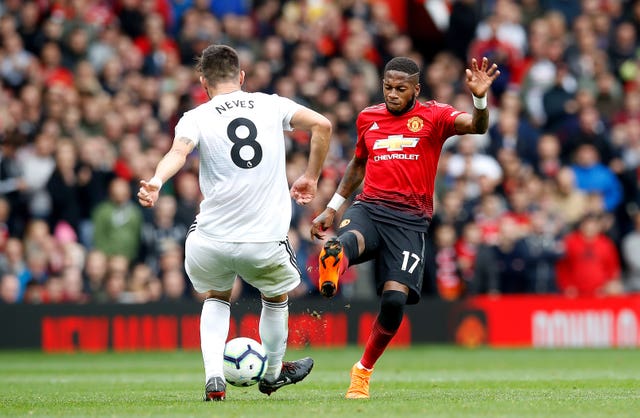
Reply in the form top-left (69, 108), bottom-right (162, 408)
top-left (16, 1), bottom-right (43, 55)
top-left (45, 139), bottom-right (84, 236)
top-left (92, 253), bottom-right (134, 303)
top-left (22, 279), bottom-right (45, 304)
top-left (433, 223), bottom-right (464, 301)
top-left (487, 108), bottom-right (539, 165)
top-left (556, 213), bottom-right (623, 297)
top-left (609, 21), bottom-right (637, 82)
top-left (60, 266), bottom-right (89, 303)
top-left (0, 273), bottom-right (20, 304)
top-left (621, 212), bottom-right (640, 292)
top-left (128, 262), bottom-right (157, 303)
top-left (523, 209), bottom-right (564, 293)
top-left (0, 197), bottom-right (9, 251)
top-left (519, 33), bottom-right (563, 127)
top-left (16, 132), bottom-right (57, 219)
top-left (0, 237), bottom-right (26, 278)
top-left (43, 274), bottom-right (65, 303)
top-left (431, 189), bottom-right (473, 236)
top-left (455, 221), bottom-right (482, 289)
top-left (473, 216), bottom-right (530, 294)
top-left (541, 63), bottom-right (578, 134)
top-left (161, 268), bottom-right (188, 301)
top-left (474, 193), bottom-right (505, 245)
top-left (91, 177), bottom-right (143, 262)
top-left (140, 194), bottom-right (186, 273)
top-left (17, 247), bottom-right (49, 298)
top-left (533, 133), bottom-right (563, 179)
top-left (446, 135), bottom-right (503, 201)
top-left (496, 147), bottom-right (529, 197)
top-left (565, 105), bottom-right (620, 166)
top-left (0, 135), bottom-right (28, 237)
top-left (445, 0), bottom-right (480, 63)
top-left (172, 170), bottom-right (200, 229)
top-left (502, 186), bottom-right (533, 236)
top-left (571, 143), bottom-right (623, 213)
top-left (468, 12), bottom-right (522, 98)
top-left (83, 249), bottom-right (108, 299)
top-left (0, 31), bottom-right (34, 92)
top-left (550, 166), bottom-right (589, 227)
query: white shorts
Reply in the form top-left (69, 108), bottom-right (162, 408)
top-left (184, 230), bottom-right (302, 297)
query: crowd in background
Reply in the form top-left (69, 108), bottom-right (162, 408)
top-left (2, 0), bottom-right (640, 305)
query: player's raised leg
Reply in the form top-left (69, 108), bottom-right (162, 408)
top-left (318, 237), bottom-right (346, 297)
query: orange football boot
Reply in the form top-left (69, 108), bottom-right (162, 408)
top-left (318, 238), bottom-right (344, 298)
top-left (345, 363), bottom-right (373, 399)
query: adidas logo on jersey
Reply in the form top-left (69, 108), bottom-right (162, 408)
top-left (369, 122), bottom-right (379, 130)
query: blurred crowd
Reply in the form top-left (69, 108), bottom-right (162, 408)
top-left (2, 0), bottom-right (640, 305)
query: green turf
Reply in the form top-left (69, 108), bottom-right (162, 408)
top-left (0, 346), bottom-right (639, 418)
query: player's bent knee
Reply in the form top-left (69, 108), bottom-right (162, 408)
top-left (378, 290), bottom-right (407, 331)
top-left (339, 231), bottom-right (362, 261)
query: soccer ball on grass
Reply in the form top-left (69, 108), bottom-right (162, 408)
top-left (223, 337), bottom-right (268, 387)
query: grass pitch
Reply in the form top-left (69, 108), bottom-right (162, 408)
top-left (0, 346), bottom-right (638, 418)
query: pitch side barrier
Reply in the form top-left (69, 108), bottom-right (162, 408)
top-left (1, 295), bottom-right (640, 351)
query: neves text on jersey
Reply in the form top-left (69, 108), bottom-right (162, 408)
top-left (215, 100), bottom-right (255, 114)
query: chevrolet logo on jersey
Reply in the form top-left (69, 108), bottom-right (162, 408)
top-left (373, 135), bottom-right (419, 151)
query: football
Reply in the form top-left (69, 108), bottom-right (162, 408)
top-left (223, 337), bottom-right (268, 387)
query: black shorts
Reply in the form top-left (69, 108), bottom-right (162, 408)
top-left (338, 203), bottom-right (427, 304)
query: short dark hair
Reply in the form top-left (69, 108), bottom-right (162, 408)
top-left (196, 44), bottom-right (240, 84)
top-left (384, 57), bottom-right (420, 78)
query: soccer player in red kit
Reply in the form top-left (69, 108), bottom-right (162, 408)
top-left (310, 56), bottom-right (499, 399)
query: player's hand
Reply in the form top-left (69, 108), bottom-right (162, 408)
top-left (290, 174), bottom-right (317, 205)
top-left (310, 209), bottom-right (335, 240)
top-left (137, 179), bottom-right (160, 208)
top-left (465, 57), bottom-right (500, 98)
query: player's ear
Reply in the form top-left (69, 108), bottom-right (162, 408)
top-left (239, 70), bottom-right (245, 86)
top-left (414, 83), bottom-right (421, 98)
top-left (200, 76), bottom-right (212, 99)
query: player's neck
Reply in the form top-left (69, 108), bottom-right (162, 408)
top-left (206, 83), bottom-right (242, 98)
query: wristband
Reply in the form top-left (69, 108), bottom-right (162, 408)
top-left (327, 193), bottom-right (346, 211)
top-left (472, 94), bottom-right (487, 110)
top-left (149, 176), bottom-right (163, 189)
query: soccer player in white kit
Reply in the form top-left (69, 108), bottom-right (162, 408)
top-left (137, 44), bottom-right (331, 401)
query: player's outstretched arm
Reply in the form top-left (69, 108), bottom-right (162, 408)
top-left (310, 155), bottom-right (366, 240)
top-left (138, 136), bottom-right (195, 208)
top-left (289, 107), bottom-right (332, 205)
top-left (454, 57), bottom-right (500, 135)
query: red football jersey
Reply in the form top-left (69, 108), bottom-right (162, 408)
top-left (355, 100), bottom-right (463, 219)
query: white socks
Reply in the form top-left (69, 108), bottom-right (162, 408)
top-left (201, 298), bottom-right (230, 383)
top-left (200, 297), bottom-right (289, 383)
top-left (259, 299), bottom-right (289, 381)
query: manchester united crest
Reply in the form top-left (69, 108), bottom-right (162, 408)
top-left (407, 116), bottom-right (423, 132)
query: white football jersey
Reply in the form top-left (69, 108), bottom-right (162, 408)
top-left (174, 90), bottom-right (303, 242)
